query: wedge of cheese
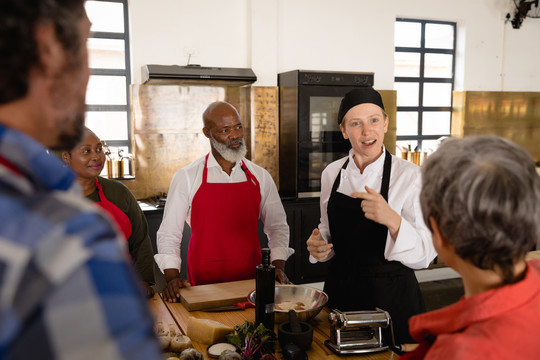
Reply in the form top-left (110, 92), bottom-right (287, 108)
top-left (186, 317), bottom-right (234, 345)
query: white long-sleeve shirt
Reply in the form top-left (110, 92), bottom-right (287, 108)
top-left (155, 153), bottom-right (294, 272)
top-left (312, 148), bottom-right (437, 269)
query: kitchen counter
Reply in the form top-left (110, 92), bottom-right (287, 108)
top-left (148, 253), bottom-right (540, 358)
top-left (148, 294), bottom-right (399, 360)
top-left (138, 200), bottom-right (164, 213)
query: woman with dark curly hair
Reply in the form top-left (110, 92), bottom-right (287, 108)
top-left (402, 135), bottom-right (540, 359)
top-left (61, 127), bottom-right (156, 297)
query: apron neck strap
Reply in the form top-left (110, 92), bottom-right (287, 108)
top-left (202, 153), bottom-right (210, 183)
top-left (331, 158), bottom-right (350, 194)
top-left (94, 177), bottom-right (106, 201)
top-left (380, 149), bottom-right (392, 201)
top-left (241, 160), bottom-right (259, 187)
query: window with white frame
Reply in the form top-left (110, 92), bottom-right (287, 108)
top-left (394, 19), bottom-right (456, 155)
top-left (85, 0), bottom-right (131, 171)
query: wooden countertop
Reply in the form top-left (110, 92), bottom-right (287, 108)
top-left (149, 251), bottom-right (540, 358)
top-left (149, 294), bottom-right (399, 360)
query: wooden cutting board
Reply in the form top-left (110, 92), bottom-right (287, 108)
top-left (179, 279), bottom-right (255, 311)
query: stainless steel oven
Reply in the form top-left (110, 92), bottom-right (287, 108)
top-left (279, 70), bottom-right (374, 199)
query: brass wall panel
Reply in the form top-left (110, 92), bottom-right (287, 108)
top-left (251, 87), bottom-right (279, 186)
top-left (452, 91), bottom-right (540, 163)
top-left (380, 90), bottom-right (397, 155)
top-left (225, 87), bottom-right (252, 160)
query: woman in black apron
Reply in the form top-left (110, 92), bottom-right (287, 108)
top-left (307, 88), bottom-right (436, 345)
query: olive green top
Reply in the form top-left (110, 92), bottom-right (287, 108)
top-left (86, 176), bottom-right (155, 284)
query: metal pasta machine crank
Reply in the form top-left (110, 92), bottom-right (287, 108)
top-left (325, 308), bottom-right (399, 355)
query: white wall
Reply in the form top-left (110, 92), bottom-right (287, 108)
top-left (502, 17), bottom-right (540, 91)
top-left (129, 0), bottom-right (250, 81)
top-left (129, 0), bottom-right (540, 91)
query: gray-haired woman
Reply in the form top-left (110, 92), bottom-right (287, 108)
top-left (404, 135), bottom-right (540, 359)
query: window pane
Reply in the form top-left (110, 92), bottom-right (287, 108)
top-left (88, 38), bottom-right (125, 69)
top-left (425, 23), bottom-right (454, 49)
top-left (396, 112), bottom-right (418, 135)
top-left (424, 53), bottom-right (453, 78)
top-left (423, 83), bottom-right (452, 106)
top-left (394, 52), bottom-right (420, 77)
top-left (422, 111), bottom-right (451, 135)
top-left (395, 82), bottom-right (419, 106)
top-left (422, 138), bottom-right (449, 153)
top-left (395, 21), bottom-right (421, 48)
top-left (86, 111), bottom-right (128, 140)
top-left (86, 75), bottom-right (127, 105)
top-left (86, 1), bottom-right (125, 33)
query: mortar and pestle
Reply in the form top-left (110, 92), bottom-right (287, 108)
top-left (278, 309), bottom-right (314, 350)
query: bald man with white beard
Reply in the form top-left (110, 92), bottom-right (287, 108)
top-left (155, 101), bottom-right (294, 302)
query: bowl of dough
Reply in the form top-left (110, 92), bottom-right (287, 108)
top-left (248, 285), bottom-right (329, 323)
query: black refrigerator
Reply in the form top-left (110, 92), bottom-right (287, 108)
top-left (278, 70), bottom-right (374, 199)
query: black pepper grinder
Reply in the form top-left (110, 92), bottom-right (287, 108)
top-left (255, 248), bottom-right (275, 332)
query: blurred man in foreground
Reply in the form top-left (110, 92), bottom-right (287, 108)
top-left (401, 135), bottom-right (540, 359)
top-left (0, 1), bottom-right (161, 358)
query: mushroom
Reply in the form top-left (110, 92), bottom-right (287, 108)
top-left (155, 322), bottom-right (171, 350)
top-left (169, 325), bottom-right (192, 353)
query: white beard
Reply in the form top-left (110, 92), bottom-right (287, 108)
top-left (210, 136), bottom-right (247, 164)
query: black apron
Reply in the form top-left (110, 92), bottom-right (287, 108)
top-left (323, 150), bottom-right (425, 344)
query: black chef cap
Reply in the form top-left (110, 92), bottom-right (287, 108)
top-left (337, 87), bottom-right (385, 125)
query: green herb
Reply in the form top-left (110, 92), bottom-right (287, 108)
top-left (225, 321), bottom-right (277, 360)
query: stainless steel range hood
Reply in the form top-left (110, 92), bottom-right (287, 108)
top-left (142, 64), bottom-right (257, 86)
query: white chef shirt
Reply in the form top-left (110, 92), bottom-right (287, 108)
top-left (155, 152), bottom-right (294, 272)
top-left (311, 147), bottom-right (437, 269)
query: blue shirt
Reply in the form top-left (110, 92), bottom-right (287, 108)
top-left (0, 124), bottom-right (161, 359)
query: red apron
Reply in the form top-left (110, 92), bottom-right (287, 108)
top-left (187, 154), bottom-right (262, 286)
top-left (94, 178), bottom-right (132, 241)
